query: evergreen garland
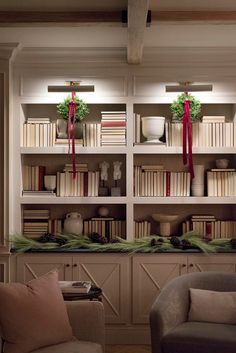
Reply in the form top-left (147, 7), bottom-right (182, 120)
top-left (11, 232), bottom-right (234, 254)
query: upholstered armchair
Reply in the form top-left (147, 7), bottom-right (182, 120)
top-left (1, 301), bottom-right (105, 353)
top-left (150, 272), bottom-right (236, 353)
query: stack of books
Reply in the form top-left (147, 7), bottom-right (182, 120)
top-left (207, 169), bottom-right (236, 196)
top-left (55, 138), bottom-right (83, 146)
top-left (101, 111), bottom-right (126, 146)
top-left (82, 123), bottom-right (101, 147)
top-left (59, 281), bottom-right (92, 294)
top-left (134, 220), bottom-right (151, 238)
top-left (182, 214), bottom-right (236, 239)
top-left (22, 118), bottom-right (56, 147)
top-left (22, 165), bottom-right (46, 192)
top-left (83, 217), bottom-right (125, 241)
top-left (134, 165), bottom-right (190, 197)
top-left (48, 219), bottom-right (62, 234)
top-left (56, 164), bottom-right (99, 197)
top-left (23, 210), bottom-right (49, 238)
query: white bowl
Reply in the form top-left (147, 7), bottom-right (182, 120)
top-left (142, 116), bottom-right (165, 144)
top-left (152, 213), bottom-right (178, 223)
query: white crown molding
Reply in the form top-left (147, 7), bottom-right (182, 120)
top-left (0, 43), bottom-right (20, 61)
top-left (14, 47), bottom-right (127, 66)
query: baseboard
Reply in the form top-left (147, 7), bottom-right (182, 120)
top-left (106, 325), bottom-right (151, 344)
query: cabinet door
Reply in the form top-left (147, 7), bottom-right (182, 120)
top-left (188, 254), bottom-right (236, 273)
top-left (132, 254), bottom-right (187, 324)
top-left (73, 254), bottom-right (130, 324)
top-left (16, 254), bottom-right (73, 283)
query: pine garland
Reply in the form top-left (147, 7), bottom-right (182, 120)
top-left (11, 232), bottom-right (234, 253)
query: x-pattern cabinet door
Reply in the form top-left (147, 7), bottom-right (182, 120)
top-left (187, 254), bottom-right (236, 273)
top-left (16, 254), bottom-right (73, 283)
top-left (73, 254), bottom-right (130, 324)
top-left (132, 254), bottom-right (187, 324)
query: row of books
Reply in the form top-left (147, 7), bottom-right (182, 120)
top-left (101, 111), bottom-right (126, 146)
top-left (134, 166), bottom-right (191, 197)
top-left (83, 217), bottom-right (125, 240)
top-left (22, 165), bottom-right (45, 191)
top-left (82, 123), bottom-right (101, 147)
top-left (56, 171), bottom-right (99, 197)
top-left (134, 221), bottom-right (151, 238)
top-left (182, 215), bottom-right (236, 239)
top-left (166, 122), bottom-right (236, 147)
top-left (207, 170), bottom-right (236, 196)
top-left (21, 118), bottom-right (56, 147)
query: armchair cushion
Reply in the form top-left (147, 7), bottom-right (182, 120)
top-left (31, 339), bottom-right (103, 353)
top-left (0, 271), bottom-right (73, 353)
top-left (188, 288), bottom-right (236, 324)
top-left (162, 321), bottom-right (236, 353)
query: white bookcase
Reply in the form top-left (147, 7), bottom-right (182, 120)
top-left (10, 89), bottom-right (236, 240)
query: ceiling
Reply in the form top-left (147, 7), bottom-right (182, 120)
top-left (1, 0), bottom-right (236, 63)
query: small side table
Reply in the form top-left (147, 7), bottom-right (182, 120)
top-left (63, 285), bottom-right (102, 301)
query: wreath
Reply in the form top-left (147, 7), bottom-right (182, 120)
top-left (171, 93), bottom-right (201, 122)
top-left (57, 96), bottom-right (89, 123)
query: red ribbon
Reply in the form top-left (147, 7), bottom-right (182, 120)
top-left (68, 92), bottom-right (77, 179)
top-left (183, 98), bottom-right (194, 178)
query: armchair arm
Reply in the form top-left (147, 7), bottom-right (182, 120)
top-left (150, 276), bottom-right (190, 353)
top-left (66, 301), bottom-right (105, 352)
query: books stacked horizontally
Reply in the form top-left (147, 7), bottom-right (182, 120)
top-left (56, 164), bottom-right (99, 197)
top-left (101, 111), bottom-right (126, 146)
top-left (22, 165), bottom-right (45, 191)
top-left (134, 220), bottom-right (151, 238)
top-left (59, 281), bottom-right (91, 294)
top-left (23, 209), bottom-right (49, 238)
top-left (207, 169), bottom-right (236, 196)
top-left (82, 123), bottom-right (101, 147)
top-left (134, 165), bottom-right (190, 197)
top-left (182, 214), bottom-right (236, 239)
top-left (166, 119), bottom-right (236, 147)
top-left (55, 138), bottom-right (83, 146)
top-left (83, 217), bottom-right (125, 241)
top-left (22, 118), bottom-right (56, 147)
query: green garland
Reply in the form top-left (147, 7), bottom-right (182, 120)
top-left (57, 96), bottom-right (89, 123)
top-left (171, 93), bottom-right (201, 122)
top-left (11, 232), bottom-right (233, 254)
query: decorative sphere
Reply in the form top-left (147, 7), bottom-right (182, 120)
top-left (97, 206), bottom-right (109, 217)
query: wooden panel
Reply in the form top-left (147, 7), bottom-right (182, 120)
top-left (74, 254), bottom-right (130, 324)
top-left (16, 254), bottom-right (73, 283)
top-left (20, 75), bottom-right (127, 97)
top-left (132, 254), bottom-right (187, 323)
top-left (188, 254), bottom-right (236, 273)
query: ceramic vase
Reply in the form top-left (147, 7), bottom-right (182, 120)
top-left (64, 212), bottom-right (83, 235)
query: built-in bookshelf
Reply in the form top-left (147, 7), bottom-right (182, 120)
top-left (12, 89), bottom-right (236, 242)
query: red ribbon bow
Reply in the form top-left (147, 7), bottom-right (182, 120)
top-left (183, 98), bottom-right (194, 178)
top-left (68, 92), bottom-right (77, 179)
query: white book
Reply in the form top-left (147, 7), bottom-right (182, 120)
top-left (59, 173), bottom-right (65, 197)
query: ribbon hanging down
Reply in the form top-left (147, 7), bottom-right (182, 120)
top-left (182, 98), bottom-right (194, 179)
top-left (68, 91), bottom-right (77, 179)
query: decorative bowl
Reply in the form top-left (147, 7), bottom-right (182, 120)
top-left (152, 213), bottom-right (178, 223)
top-left (215, 159), bottom-right (229, 169)
top-left (141, 116), bottom-right (165, 144)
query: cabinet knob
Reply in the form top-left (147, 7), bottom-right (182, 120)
top-left (73, 263), bottom-right (78, 267)
top-left (66, 264), bottom-right (70, 267)
top-left (182, 264), bottom-right (186, 268)
top-left (189, 263), bottom-right (194, 267)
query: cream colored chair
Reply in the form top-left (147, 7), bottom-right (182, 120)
top-left (15, 301), bottom-right (104, 353)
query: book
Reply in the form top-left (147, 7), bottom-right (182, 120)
top-left (59, 281), bottom-right (91, 294)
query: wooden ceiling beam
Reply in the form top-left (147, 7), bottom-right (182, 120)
top-left (0, 11), bottom-right (122, 25)
top-left (127, 0), bottom-right (149, 65)
top-left (152, 11), bottom-right (236, 23)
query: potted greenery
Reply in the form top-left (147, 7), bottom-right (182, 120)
top-left (170, 93), bottom-right (201, 122)
top-left (56, 96), bottom-right (89, 139)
